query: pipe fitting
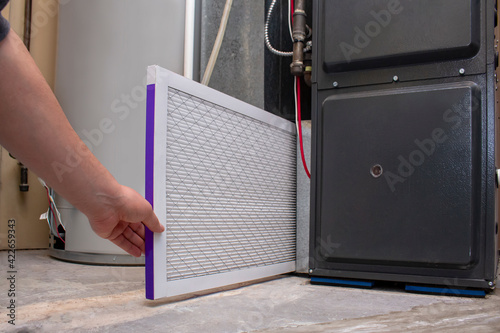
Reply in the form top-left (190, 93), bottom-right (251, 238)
top-left (19, 165), bottom-right (29, 192)
top-left (304, 52), bottom-right (312, 87)
top-left (290, 0), bottom-right (307, 77)
top-left (291, 41), bottom-right (305, 76)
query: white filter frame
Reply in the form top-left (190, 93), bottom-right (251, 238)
top-left (145, 66), bottom-right (297, 300)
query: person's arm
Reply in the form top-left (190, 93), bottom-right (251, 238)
top-left (0, 29), bottom-right (164, 257)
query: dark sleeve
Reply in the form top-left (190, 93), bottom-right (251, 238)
top-left (0, 0), bottom-right (10, 42)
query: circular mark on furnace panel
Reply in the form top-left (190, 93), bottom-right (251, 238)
top-left (370, 164), bottom-right (383, 178)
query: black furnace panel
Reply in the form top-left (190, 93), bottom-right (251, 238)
top-left (319, 83), bottom-right (481, 268)
top-left (322, 0), bottom-right (480, 72)
top-left (310, 0), bottom-right (498, 290)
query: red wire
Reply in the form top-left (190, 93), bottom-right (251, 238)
top-left (46, 188), bottom-right (65, 244)
top-left (291, 0), bottom-right (311, 178)
top-left (296, 76), bottom-right (311, 178)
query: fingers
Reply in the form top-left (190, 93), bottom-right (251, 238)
top-left (119, 186), bottom-right (165, 234)
top-left (108, 224), bottom-right (147, 256)
top-left (130, 222), bottom-right (146, 240)
top-left (123, 225), bottom-right (146, 253)
top-left (111, 234), bottom-right (142, 257)
top-left (87, 185), bottom-right (165, 256)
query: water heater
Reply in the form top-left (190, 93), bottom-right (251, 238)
top-left (52, 0), bottom-right (185, 264)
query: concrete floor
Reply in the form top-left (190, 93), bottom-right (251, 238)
top-left (1, 250), bottom-right (499, 332)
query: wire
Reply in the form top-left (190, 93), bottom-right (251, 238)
top-left (265, 0), bottom-right (293, 56)
top-left (290, 0), bottom-right (310, 178)
top-left (201, 0), bottom-right (233, 85)
top-left (294, 75), bottom-right (299, 135)
top-left (38, 178), bottom-right (66, 244)
top-left (292, 0), bottom-right (298, 136)
top-left (45, 187), bottom-right (65, 244)
top-left (48, 190), bottom-right (64, 229)
top-left (39, 179), bottom-right (65, 228)
top-left (296, 76), bottom-right (311, 178)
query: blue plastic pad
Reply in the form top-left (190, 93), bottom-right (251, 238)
top-left (405, 285), bottom-right (486, 297)
top-left (310, 277), bottom-right (374, 288)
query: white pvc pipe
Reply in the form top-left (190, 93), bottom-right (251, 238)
top-left (184, 0), bottom-right (196, 79)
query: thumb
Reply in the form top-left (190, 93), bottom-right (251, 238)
top-left (142, 206), bottom-right (165, 233)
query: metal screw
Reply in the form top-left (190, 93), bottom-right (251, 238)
top-left (309, 269), bottom-right (313, 274)
top-left (370, 164), bottom-right (383, 178)
top-left (488, 281), bottom-right (494, 287)
top-left (333, 81), bottom-right (339, 88)
top-left (393, 75), bottom-right (399, 82)
top-left (459, 68), bottom-right (465, 75)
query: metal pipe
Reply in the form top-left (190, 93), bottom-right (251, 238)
top-left (19, 164), bottom-right (29, 192)
top-left (16, 0), bottom-right (33, 192)
top-left (8, 154), bottom-right (29, 192)
top-left (290, 0), bottom-right (307, 76)
top-left (23, 0), bottom-right (32, 50)
top-left (184, 0), bottom-right (196, 79)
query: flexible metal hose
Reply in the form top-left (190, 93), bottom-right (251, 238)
top-left (265, 0), bottom-right (293, 57)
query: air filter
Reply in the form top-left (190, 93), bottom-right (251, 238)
top-left (145, 66), bottom-right (297, 300)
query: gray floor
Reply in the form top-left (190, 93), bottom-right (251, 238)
top-left (1, 250), bottom-right (499, 332)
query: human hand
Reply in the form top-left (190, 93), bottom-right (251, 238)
top-left (84, 185), bottom-right (164, 257)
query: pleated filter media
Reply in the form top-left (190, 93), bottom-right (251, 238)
top-left (145, 66), bottom-right (297, 300)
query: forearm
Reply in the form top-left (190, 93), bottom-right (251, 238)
top-left (0, 29), bottom-right (120, 217)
